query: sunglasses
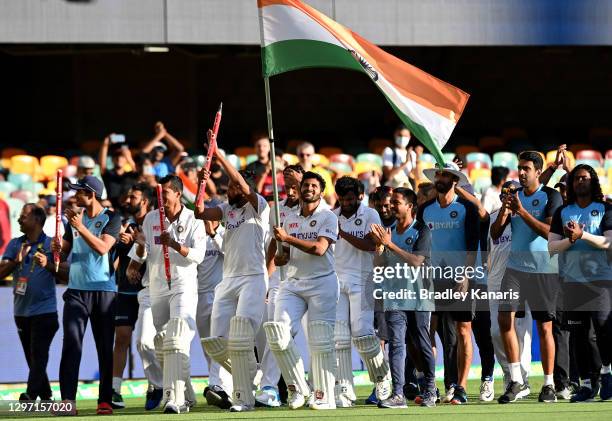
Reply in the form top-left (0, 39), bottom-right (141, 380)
top-left (298, 153), bottom-right (312, 158)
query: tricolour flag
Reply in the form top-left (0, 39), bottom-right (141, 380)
top-left (258, 0), bottom-right (470, 164)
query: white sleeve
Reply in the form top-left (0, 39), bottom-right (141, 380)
top-left (318, 211), bottom-right (339, 243)
top-left (185, 219), bottom-right (207, 264)
top-left (256, 194), bottom-right (269, 218)
top-left (128, 243), bottom-right (146, 264)
top-left (218, 203), bottom-right (229, 223)
top-left (382, 147), bottom-right (394, 168)
top-left (365, 208), bottom-right (382, 235)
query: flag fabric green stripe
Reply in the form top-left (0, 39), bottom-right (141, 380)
top-left (262, 39), bottom-right (363, 78)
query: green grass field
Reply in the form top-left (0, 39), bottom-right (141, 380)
top-left (4, 379), bottom-right (611, 421)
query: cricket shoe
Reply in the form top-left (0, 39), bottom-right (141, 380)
top-left (163, 400), bottom-right (189, 414)
top-left (287, 384), bottom-right (306, 409)
top-left (204, 385), bottom-right (232, 410)
top-left (441, 384), bottom-right (456, 403)
top-left (378, 394), bottom-right (408, 409)
top-left (255, 386), bottom-right (281, 407)
top-left (479, 376), bottom-right (494, 402)
top-left (538, 385), bottom-right (557, 403)
top-left (365, 388), bottom-right (378, 405)
top-left (498, 381), bottom-right (529, 404)
top-left (111, 390), bottom-right (125, 409)
top-left (375, 377), bottom-right (392, 401)
top-left (145, 386), bottom-right (163, 410)
top-left (570, 385), bottom-right (599, 403)
top-left (600, 373), bottom-right (612, 401)
top-left (450, 385), bottom-right (468, 405)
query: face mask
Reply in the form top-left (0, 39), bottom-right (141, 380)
top-left (395, 135), bottom-right (410, 148)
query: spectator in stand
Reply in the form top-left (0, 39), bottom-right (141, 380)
top-left (246, 135), bottom-right (271, 178)
top-left (76, 156), bottom-right (96, 179)
top-left (99, 135), bottom-right (139, 209)
top-left (133, 153), bottom-right (157, 187)
top-left (210, 155), bottom-right (229, 198)
top-left (482, 167), bottom-right (510, 214)
top-left (0, 197), bottom-right (11, 256)
top-left (382, 125), bottom-right (418, 189)
top-left (40, 195), bottom-right (65, 239)
top-left (417, 182), bottom-right (437, 207)
top-left (296, 141), bottom-right (335, 206)
top-left (141, 122), bottom-right (185, 178)
top-left (256, 152), bottom-right (286, 203)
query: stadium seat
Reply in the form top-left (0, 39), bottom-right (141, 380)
top-left (312, 153), bottom-right (330, 167)
top-left (466, 152), bottom-right (492, 168)
top-left (455, 145), bottom-right (479, 157)
top-left (420, 153), bottom-right (436, 164)
top-left (605, 159), bottom-right (612, 170)
top-left (225, 154), bottom-right (242, 170)
top-left (40, 155), bottom-right (69, 181)
top-left (1, 147), bottom-right (27, 159)
top-left (575, 149), bottom-right (604, 164)
top-left (356, 153), bottom-right (383, 167)
top-left (606, 150), bottom-right (612, 160)
top-left (443, 152), bottom-right (456, 162)
top-left (467, 162), bottom-right (490, 173)
top-left (354, 161), bottom-right (381, 176)
top-left (493, 152), bottom-right (518, 170)
top-left (10, 155), bottom-right (39, 177)
top-left (469, 168), bottom-right (491, 182)
top-left (575, 159), bottom-right (602, 169)
top-left (568, 144), bottom-right (590, 155)
top-left (329, 162), bottom-right (352, 175)
top-left (0, 181), bottom-right (17, 198)
top-left (282, 153), bottom-right (299, 165)
top-left (5, 197), bottom-right (25, 237)
top-left (234, 146), bottom-right (255, 157)
top-left (329, 154), bottom-right (355, 168)
top-left (473, 177), bottom-right (492, 196)
top-left (245, 154), bottom-right (258, 165)
top-left (7, 173), bottom-right (32, 189)
top-left (11, 190), bottom-right (34, 203)
top-left (319, 147), bottom-right (343, 157)
top-left (478, 136), bottom-right (505, 153)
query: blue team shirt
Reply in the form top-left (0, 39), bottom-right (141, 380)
top-left (508, 185), bottom-right (562, 274)
top-left (3, 234), bottom-right (57, 317)
top-left (63, 208), bottom-right (121, 291)
top-left (550, 202), bottom-right (612, 283)
top-left (419, 195), bottom-right (480, 270)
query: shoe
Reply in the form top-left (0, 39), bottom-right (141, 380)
top-left (601, 373), bottom-right (612, 401)
top-left (110, 390), bottom-right (125, 409)
top-left (498, 381), bottom-right (529, 404)
top-left (378, 394), bottom-right (408, 409)
top-left (441, 384), bottom-right (455, 403)
top-left (538, 385), bottom-right (557, 403)
top-left (365, 388), bottom-right (378, 405)
top-left (404, 383), bottom-right (420, 401)
top-left (229, 403), bottom-right (254, 412)
top-left (145, 387), bottom-right (163, 410)
top-left (450, 385), bottom-right (468, 405)
top-left (570, 386), bottom-right (597, 403)
top-left (555, 385), bottom-right (573, 400)
top-left (19, 393), bottom-right (32, 402)
top-left (163, 401), bottom-right (189, 414)
top-left (335, 384), bottom-right (354, 408)
top-left (480, 377), bottom-right (494, 402)
top-left (375, 377), bottom-right (392, 401)
top-left (205, 385), bottom-right (232, 410)
top-left (96, 402), bottom-right (113, 415)
top-left (255, 386), bottom-right (281, 407)
top-left (415, 387), bottom-right (439, 405)
top-left (287, 384), bottom-right (306, 409)
top-left (420, 389), bottom-right (437, 408)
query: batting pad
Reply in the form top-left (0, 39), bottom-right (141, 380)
top-left (228, 316), bottom-right (257, 408)
top-left (334, 320), bottom-right (356, 401)
top-left (353, 334), bottom-right (390, 383)
top-left (202, 336), bottom-right (232, 373)
top-left (263, 321), bottom-right (310, 396)
top-left (154, 330), bottom-right (166, 372)
top-left (308, 321), bottom-right (336, 408)
top-left (163, 318), bottom-right (191, 406)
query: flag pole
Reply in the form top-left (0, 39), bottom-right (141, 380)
top-left (263, 77), bottom-right (282, 234)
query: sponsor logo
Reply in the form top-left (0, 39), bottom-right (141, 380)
top-left (315, 390), bottom-right (324, 400)
top-left (153, 225), bottom-right (161, 232)
top-left (226, 218), bottom-right (245, 230)
top-left (310, 220), bottom-right (317, 227)
top-left (450, 211), bottom-right (458, 219)
top-left (532, 199), bottom-right (540, 207)
top-left (154, 236), bottom-right (161, 245)
top-left (355, 218), bottom-right (362, 226)
top-left (591, 209), bottom-right (599, 216)
top-left (288, 222), bottom-right (299, 229)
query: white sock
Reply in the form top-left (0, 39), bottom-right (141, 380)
top-left (543, 374), bottom-right (554, 386)
top-left (112, 377), bottom-right (123, 392)
top-left (581, 379), bottom-right (592, 390)
top-left (601, 364), bottom-right (611, 375)
top-left (510, 363), bottom-right (523, 385)
top-left (416, 371), bottom-right (424, 380)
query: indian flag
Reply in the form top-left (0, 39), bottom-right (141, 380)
top-left (258, 0), bottom-right (469, 164)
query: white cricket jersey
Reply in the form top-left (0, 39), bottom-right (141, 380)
top-left (128, 206), bottom-right (206, 297)
top-left (218, 194), bottom-right (269, 278)
top-left (283, 201), bottom-right (338, 280)
top-left (487, 209), bottom-right (512, 289)
top-left (197, 225), bottom-right (225, 293)
top-left (334, 203), bottom-right (381, 279)
top-left (268, 199), bottom-right (300, 288)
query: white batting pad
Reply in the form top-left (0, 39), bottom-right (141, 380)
top-left (308, 321), bottom-right (336, 409)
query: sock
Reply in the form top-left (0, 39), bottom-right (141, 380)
top-left (112, 377), bottom-right (122, 392)
top-left (510, 363), bottom-right (523, 385)
top-left (416, 371), bottom-right (424, 380)
top-left (543, 374), bottom-right (554, 387)
top-left (581, 379), bottom-right (592, 390)
top-left (601, 364), bottom-right (611, 375)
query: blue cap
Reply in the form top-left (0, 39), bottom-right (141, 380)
top-left (69, 175), bottom-right (105, 198)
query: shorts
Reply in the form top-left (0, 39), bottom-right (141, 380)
top-left (562, 280), bottom-right (612, 313)
top-left (114, 293), bottom-right (139, 328)
top-left (499, 268), bottom-right (560, 321)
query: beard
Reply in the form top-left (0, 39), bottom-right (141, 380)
top-left (122, 203), bottom-right (141, 216)
top-left (435, 181), bottom-right (453, 194)
top-left (301, 193), bottom-right (321, 204)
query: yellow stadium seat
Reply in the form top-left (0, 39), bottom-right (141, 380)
top-left (312, 153), bottom-right (329, 167)
top-left (40, 155), bottom-right (69, 181)
top-left (234, 146), bottom-right (255, 157)
top-left (282, 153), bottom-right (299, 165)
top-left (545, 150), bottom-right (575, 168)
top-left (354, 161), bottom-right (381, 176)
top-left (596, 167), bottom-right (605, 177)
top-left (10, 155), bottom-right (39, 177)
top-left (469, 168), bottom-right (492, 182)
